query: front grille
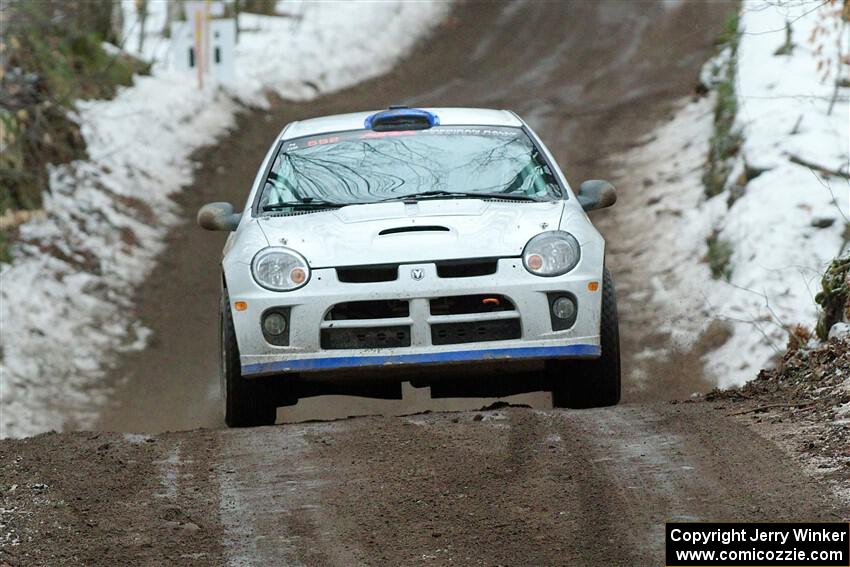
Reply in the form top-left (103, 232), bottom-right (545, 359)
top-left (431, 319), bottom-right (521, 346)
top-left (336, 265), bottom-right (398, 283)
top-left (336, 258), bottom-right (499, 283)
top-left (321, 326), bottom-right (411, 350)
top-left (436, 258), bottom-right (498, 278)
top-left (429, 294), bottom-right (515, 316)
top-left (326, 300), bottom-right (409, 320)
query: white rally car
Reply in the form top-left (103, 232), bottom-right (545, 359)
top-left (199, 107), bottom-right (620, 427)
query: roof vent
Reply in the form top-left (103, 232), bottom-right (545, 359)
top-left (365, 107), bottom-right (440, 132)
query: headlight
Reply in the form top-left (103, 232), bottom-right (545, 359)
top-left (251, 247), bottom-right (310, 291)
top-left (522, 231), bottom-right (581, 277)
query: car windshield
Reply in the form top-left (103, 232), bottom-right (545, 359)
top-left (257, 126), bottom-right (561, 211)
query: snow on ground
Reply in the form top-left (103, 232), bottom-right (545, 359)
top-left (123, 1), bottom-right (452, 105)
top-left (0, 1), bottom-right (450, 438)
top-left (613, 0), bottom-right (849, 389)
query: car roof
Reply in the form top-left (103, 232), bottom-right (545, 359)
top-left (279, 107), bottom-right (524, 140)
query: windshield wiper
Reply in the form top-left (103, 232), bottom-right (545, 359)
top-left (262, 199), bottom-right (345, 212)
top-left (379, 190), bottom-right (540, 203)
top-left (263, 192), bottom-right (543, 211)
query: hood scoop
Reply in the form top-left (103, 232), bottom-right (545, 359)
top-left (378, 225), bottom-right (450, 236)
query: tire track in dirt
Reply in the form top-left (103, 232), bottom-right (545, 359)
top-left (202, 404), bottom-right (845, 566)
top-left (209, 409), bottom-right (647, 566)
top-left (561, 404), bottom-right (846, 556)
top-left (1, 404), bottom-right (845, 565)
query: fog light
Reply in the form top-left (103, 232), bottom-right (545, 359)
top-left (262, 312), bottom-right (287, 336)
top-left (552, 296), bottom-right (576, 320)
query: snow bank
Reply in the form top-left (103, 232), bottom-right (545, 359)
top-left (122, 1), bottom-right (452, 105)
top-left (613, 0), bottom-right (849, 388)
top-left (0, 1), bottom-right (450, 438)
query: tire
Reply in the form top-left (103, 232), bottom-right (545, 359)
top-left (549, 267), bottom-right (621, 408)
top-left (220, 290), bottom-right (277, 427)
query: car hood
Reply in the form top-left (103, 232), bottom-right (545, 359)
top-left (256, 200), bottom-right (567, 268)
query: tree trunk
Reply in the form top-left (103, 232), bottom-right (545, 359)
top-left (110, 0), bottom-right (124, 46)
top-left (136, 0), bottom-right (148, 54)
top-left (234, 0), bottom-right (241, 44)
top-left (163, 0), bottom-right (183, 39)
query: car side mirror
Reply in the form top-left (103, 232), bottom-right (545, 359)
top-left (197, 202), bottom-right (241, 231)
top-left (577, 180), bottom-right (617, 212)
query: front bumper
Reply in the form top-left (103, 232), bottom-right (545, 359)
top-left (229, 258), bottom-right (603, 378)
top-left (242, 344), bottom-right (599, 376)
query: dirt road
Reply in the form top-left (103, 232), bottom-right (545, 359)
top-left (96, 0), bottom-right (732, 432)
top-left (2, 403), bottom-right (846, 566)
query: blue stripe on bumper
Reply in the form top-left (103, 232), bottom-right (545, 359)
top-left (241, 344), bottom-right (600, 376)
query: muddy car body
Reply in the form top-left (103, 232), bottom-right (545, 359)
top-left (199, 107), bottom-right (620, 427)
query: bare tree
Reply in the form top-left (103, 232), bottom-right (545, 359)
top-left (109, 1), bottom-right (124, 45)
top-left (136, 0), bottom-right (148, 54)
top-left (163, 0), bottom-right (183, 39)
top-left (809, 0), bottom-right (849, 114)
top-left (234, 0), bottom-right (241, 44)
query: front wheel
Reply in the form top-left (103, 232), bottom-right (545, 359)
top-left (549, 267), bottom-right (621, 408)
top-left (220, 290), bottom-right (277, 427)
